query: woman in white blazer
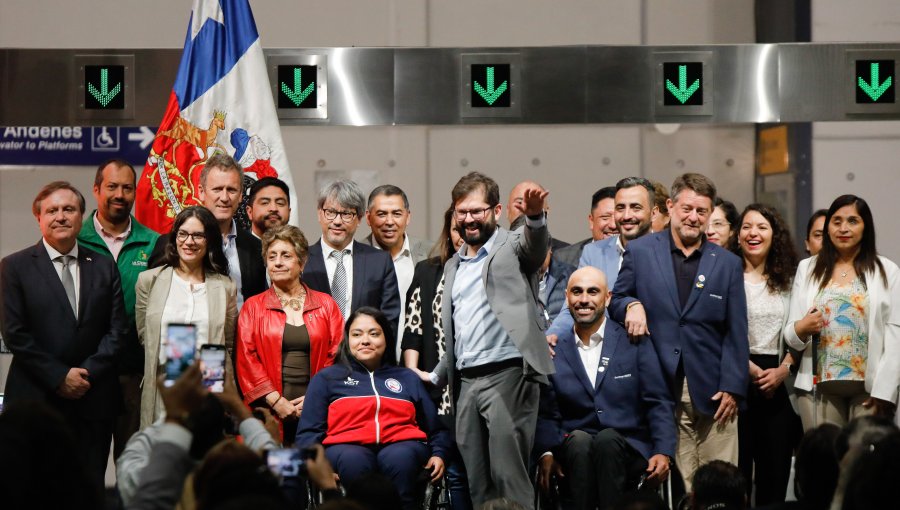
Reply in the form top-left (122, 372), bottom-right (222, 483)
top-left (784, 195), bottom-right (900, 431)
top-left (135, 207), bottom-right (237, 428)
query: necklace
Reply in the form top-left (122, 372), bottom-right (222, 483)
top-left (841, 270), bottom-right (848, 278)
top-left (275, 289), bottom-right (305, 311)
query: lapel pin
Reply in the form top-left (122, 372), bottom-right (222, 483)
top-left (695, 282), bottom-right (704, 289)
top-left (698, 275), bottom-right (705, 282)
top-left (598, 366), bottom-right (606, 373)
top-left (601, 357), bottom-right (609, 366)
top-left (86, 257), bottom-right (92, 262)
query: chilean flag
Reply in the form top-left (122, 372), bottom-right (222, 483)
top-left (135, 0), bottom-right (294, 233)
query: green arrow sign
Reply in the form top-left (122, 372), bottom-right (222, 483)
top-left (87, 68), bottom-right (122, 107)
top-left (473, 66), bottom-right (508, 105)
top-left (281, 68), bottom-right (316, 106)
top-left (857, 62), bottom-right (893, 102)
top-left (665, 65), bottom-right (700, 104)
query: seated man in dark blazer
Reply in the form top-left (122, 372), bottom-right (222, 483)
top-left (536, 267), bottom-right (675, 510)
top-left (303, 179), bottom-right (401, 361)
top-left (1, 181), bottom-right (127, 494)
top-left (147, 153), bottom-right (268, 309)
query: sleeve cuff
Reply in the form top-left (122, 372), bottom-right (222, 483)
top-left (525, 214), bottom-right (547, 228)
top-left (428, 372), bottom-right (440, 385)
top-left (157, 422), bottom-right (192, 451)
top-left (540, 451), bottom-right (554, 459)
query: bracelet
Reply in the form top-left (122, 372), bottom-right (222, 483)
top-left (626, 301), bottom-right (642, 311)
top-left (267, 394), bottom-right (283, 407)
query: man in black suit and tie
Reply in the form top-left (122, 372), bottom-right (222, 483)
top-left (303, 179), bottom-right (401, 361)
top-left (148, 153), bottom-right (268, 309)
top-left (0, 181), bottom-right (127, 493)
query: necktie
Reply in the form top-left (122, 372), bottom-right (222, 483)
top-left (57, 255), bottom-right (77, 316)
top-left (330, 250), bottom-right (349, 318)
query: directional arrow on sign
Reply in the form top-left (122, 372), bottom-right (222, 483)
top-left (128, 126), bottom-right (156, 149)
top-left (87, 68), bottom-right (123, 107)
top-left (474, 66), bottom-right (508, 105)
top-left (858, 62), bottom-right (893, 102)
top-left (665, 65), bottom-right (700, 104)
top-left (280, 68), bottom-right (315, 106)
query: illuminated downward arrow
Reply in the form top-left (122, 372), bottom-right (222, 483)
top-left (474, 66), bottom-right (508, 105)
top-left (280, 68), bottom-right (315, 106)
top-left (665, 65), bottom-right (700, 104)
top-left (87, 68), bottom-right (123, 107)
top-left (858, 62), bottom-right (893, 101)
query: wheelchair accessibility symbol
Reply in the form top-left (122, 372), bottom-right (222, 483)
top-left (91, 127), bottom-right (120, 151)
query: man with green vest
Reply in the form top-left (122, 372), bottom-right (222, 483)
top-left (78, 158), bottom-right (158, 457)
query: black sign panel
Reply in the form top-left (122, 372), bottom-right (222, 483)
top-left (84, 65), bottom-right (125, 110)
top-left (663, 62), bottom-right (703, 106)
top-left (471, 64), bottom-right (511, 108)
top-left (855, 59), bottom-right (895, 104)
top-left (277, 65), bottom-right (318, 109)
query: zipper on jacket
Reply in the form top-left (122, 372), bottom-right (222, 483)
top-left (368, 370), bottom-right (382, 444)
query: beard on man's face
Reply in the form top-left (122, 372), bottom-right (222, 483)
top-left (460, 214), bottom-right (497, 246)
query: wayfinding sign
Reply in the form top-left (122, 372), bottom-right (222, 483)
top-left (461, 53), bottom-right (521, 118)
top-left (654, 52), bottom-right (713, 117)
top-left (76, 55), bottom-right (135, 120)
top-left (846, 50), bottom-right (900, 115)
top-left (268, 55), bottom-right (328, 119)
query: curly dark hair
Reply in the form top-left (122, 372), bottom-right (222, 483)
top-left (161, 206), bottom-right (230, 276)
top-left (731, 203), bottom-right (798, 294)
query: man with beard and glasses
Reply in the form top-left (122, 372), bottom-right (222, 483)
top-left (608, 173), bottom-right (748, 491)
top-left (545, 177), bottom-right (655, 343)
top-left (245, 177), bottom-right (291, 240)
top-left (425, 172), bottom-right (553, 509)
top-left (77, 159), bottom-right (158, 458)
top-left (536, 267), bottom-right (675, 510)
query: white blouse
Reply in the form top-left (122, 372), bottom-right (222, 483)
top-left (159, 272), bottom-right (209, 364)
top-left (745, 278), bottom-right (784, 356)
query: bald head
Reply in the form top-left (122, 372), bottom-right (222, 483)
top-left (507, 180), bottom-right (547, 225)
top-left (566, 266), bottom-right (610, 329)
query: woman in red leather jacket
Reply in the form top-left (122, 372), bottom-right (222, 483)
top-left (237, 225), bottom-right (344, 444)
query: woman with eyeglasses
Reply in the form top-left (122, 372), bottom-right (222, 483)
top-left (706, 197), bottom-right (740, 249)
top-left (135, 206), bottom-right (237, 428)
top-left (785, 195), bottom-right (900, 430)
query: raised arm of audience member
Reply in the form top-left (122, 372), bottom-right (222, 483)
top-left (126, 364), bottom-right (207, 510)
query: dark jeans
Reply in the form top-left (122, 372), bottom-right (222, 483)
top-left (561, 428), bottom-right (647, 510)
top-left (738, 354), bottom-right (802, 506)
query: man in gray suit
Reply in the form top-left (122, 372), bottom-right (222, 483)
top-left (363, 184), bottom-right (431, 356)
top-left (429, 172), bottom-right (554, 509)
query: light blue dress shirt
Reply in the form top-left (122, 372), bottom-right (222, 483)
top-left (223, 220), bottom-right (243, 310)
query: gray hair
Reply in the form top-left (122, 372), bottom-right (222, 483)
top-left (200, 152), bottom-right (244, 193)
top-left (317, 179), bottom-right (366, 216)
top-left (367, 184), bottom-right (410, 211)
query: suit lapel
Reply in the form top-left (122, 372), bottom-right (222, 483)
top-left (681, 246), bottom-right (720, 316)
top-left (594, 322), bottom-right (620, 390)
top-left (76, 249), bottom-right (94, 323)
top-left (558, 332), bottom-right (595, 398)
top-left (653, 235), bottom-right (681, 312)
top-left (605, 242), bottom-right (620, 285)
top-left (207, 275), bottom-right (225, 344)
top-left (442, 256), bottom-right (460, 360)
top-left (32, 242), bottom-right (76, 321)
top-left (481, 229), bottom-right (509, 286)
top-left (351, 247), bottom-right (366, 311)
top-left (305, 243), bottom-right (330, 293)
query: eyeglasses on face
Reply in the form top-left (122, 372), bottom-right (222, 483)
top-left (454, 206), bottom-right (493, 221)
top-left (322, 208), bottom-right (357, 222)
top-left (176, 230), bottom-right (206, 242)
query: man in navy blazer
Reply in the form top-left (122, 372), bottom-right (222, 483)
top-left (546, 177), bottom-right (656, 340)
top-left (608, 173), bottom-right (748, 491)
top-left (0, 181), bottom-right (127, 493)
top-left (537, 267), bottom-right (675, 510)
top-left (303, 179), bottom-right (401, 361)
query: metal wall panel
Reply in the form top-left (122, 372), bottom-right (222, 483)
top-left (2, 44), bottom-right (900, 126)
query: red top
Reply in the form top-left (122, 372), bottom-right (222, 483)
top-left (237, 285), bottom-right (344, 405)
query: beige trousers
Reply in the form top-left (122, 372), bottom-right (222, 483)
top-left (796, 381), bottom-right (872, 431)
top-left (675, 378), bottom-right (739, 492)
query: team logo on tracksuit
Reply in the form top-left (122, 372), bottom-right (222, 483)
top-left (385, 378), bottom-right (403, 393)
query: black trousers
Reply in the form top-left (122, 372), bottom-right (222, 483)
top-left (738, 354), bottom-right (802, 506)
top-left (66, 414), bottom-right (114, 496)
top-left (560, 428), bottom-right (647, 510)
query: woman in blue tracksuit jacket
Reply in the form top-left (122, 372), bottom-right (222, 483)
top-left (296, 306), bottom-right (450, 509)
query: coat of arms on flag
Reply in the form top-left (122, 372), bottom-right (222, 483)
top-left (136, 0), bottom-right (295, 233)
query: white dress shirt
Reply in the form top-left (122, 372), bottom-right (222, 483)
top-left (43, 239), bottom-right (80, 315)
top-left (158, 272), bottom-right (209, 364)
top-left (576, 319), bottom-right (606, 387)
top-left (321, 238), bottom-right (354, 315)
top-left (222, 220), bottom-right (244, 310)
